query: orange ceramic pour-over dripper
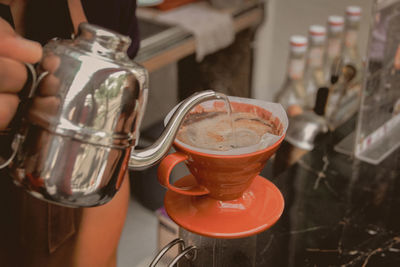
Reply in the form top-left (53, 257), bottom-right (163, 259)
top-left (158, 100), bottom-right (286, 238)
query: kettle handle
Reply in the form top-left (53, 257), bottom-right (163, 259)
top-left (0, 63), bottom-right (48, 169)
top-left (0, 134), bottom-right (23, 169)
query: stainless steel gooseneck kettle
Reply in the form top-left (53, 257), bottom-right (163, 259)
top-left (0, 23), bottom-right (224, 207)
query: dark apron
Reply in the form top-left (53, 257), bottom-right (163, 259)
top-left (0, 2), bottom-right (80, 266)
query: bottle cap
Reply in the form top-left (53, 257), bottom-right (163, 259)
top-left (346, 6), bottom-right (362, 21)
top-left (309, 25), bottom-right (326, 43)
top-left (328, 15), bottom-right (344, 32)
top-left (290, 35), bottom-right (308, 53)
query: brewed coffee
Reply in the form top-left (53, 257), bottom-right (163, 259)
top-left (177, 111), bottom-right (279, 151)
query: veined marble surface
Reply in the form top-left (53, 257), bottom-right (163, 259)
top-left (258, 118), bottom-right (400, 266)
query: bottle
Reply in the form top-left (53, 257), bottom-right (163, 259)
top-left (342, 6), bottom-right (363, 87)
top-left (325, 7), bottom-right (363, 129)
top-left (304, 25), bottom-right (327, 109)
top-left (325, 64), bottom-right (358, 129)
top-left (275, 35), bottom-right (308, 117)
top-left (323, 15), bottom-right (345, 83)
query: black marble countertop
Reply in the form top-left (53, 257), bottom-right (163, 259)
top-left (257, 118), bottom-right (400, 267)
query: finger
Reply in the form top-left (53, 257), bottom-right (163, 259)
top-left (40, 54), bottom-right (60, 72)
top-left (37, 54), bottom-right (61, 96)
top-left (37, 74), bottom-right (60, 96)
top-left (0, 36), bottom-right (42, 63)
top-left (0, 57), bottom-right (27, 93)
top-left (28, 96), bottom-right (60, 126)
top-left (0, 93), bottom-right (19, 129)
top-left (0, 19), bottom-right (42, 63)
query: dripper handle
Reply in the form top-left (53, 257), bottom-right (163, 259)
top-left (158, 152), bottom-right (210, 196)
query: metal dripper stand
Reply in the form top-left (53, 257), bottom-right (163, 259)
top-left (150, 228), bottom-right (258, 267)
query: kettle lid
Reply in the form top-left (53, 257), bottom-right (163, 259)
top-left (77, 23), bottom-right (132, 55)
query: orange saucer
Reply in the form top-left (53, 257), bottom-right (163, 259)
top-left (164, 175), bottom-right (284, 239)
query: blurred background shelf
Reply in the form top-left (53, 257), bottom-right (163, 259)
top-left (135, 0), bottom-right (264, 73)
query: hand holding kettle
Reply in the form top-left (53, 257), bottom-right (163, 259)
top-left (0, 18), bottom-right (42, 130)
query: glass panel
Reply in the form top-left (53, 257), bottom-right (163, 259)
top-left (354, 0), bottom-right (400, 164)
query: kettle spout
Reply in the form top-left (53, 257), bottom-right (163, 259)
top-left (129, 90), bottom-right (226, 170)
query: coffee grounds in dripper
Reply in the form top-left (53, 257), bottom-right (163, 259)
top-left (172, 96), bottom-right (288, 156)
top-left (177, 111), bottom-right (280, 151)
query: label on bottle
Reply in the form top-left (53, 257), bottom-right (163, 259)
top-left (328, 39), bottom-right (342, 58)
top-left (289, 59), bottom-right (305, 80)
top-left (308, 47), bottom-right (324, 67)
top-left (345, 30), bottom-right (358, 48)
